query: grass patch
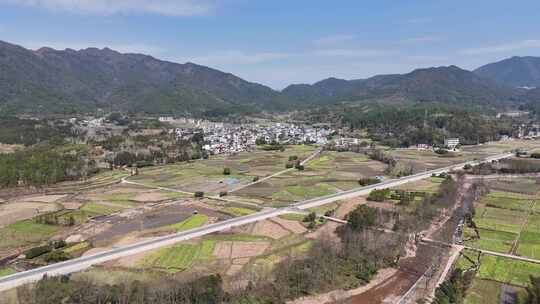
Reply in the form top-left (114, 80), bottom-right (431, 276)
top-left (198, 240), bottom-right (216, 260)
top-left (208, 234), bottom-right (271, 242)
top-left (80, 202), bottom-right (123, 215)
top-left (167, 214), bottom-right (208, 232)
top-left (279, 213), bottom-right (305, 222)
top-left (222, 207), bottom-right (257, 217)
top-left (0, 267), bottom-right (15, 277)
top-left (64, 242), bottom-right (90, 254)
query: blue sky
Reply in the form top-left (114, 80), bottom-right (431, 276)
top-left (0, 0), bottom-right (539, 89)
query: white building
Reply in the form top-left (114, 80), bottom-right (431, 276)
top-left (444, 138), bottom-right (460, 150)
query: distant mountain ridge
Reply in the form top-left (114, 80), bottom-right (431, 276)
top-left (0, 40), bottom-right (534, 115)
top-left (282, 65), bottom-right (516, 107)
top-left (0, 40), bottom-right (278, 115)
top-left (474, 56), bottom-right (540, 88)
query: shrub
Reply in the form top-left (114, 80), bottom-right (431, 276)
top-left (223, 167), bottom-right (231, 175)
top-left (367, 189), bottom-right (390, 202)
top-left (358, 177), bottom-right (380, 186)
top-left (219, 191), bottom-right (227, 197)
top-left (44, 251), bottom-right (71, 263)
top-left (435, 149), bottom-right (449, 155)
top-left (25, 245), bottom-right (52, 259)
top-left (303, 212), bottom-right (317, 223)
top-left (285, 163), bottom-right (294, 169)
top-left (194, 191), bottom-right (204, 198)
top-left (252, 176), bottom-right (260, 182)
top-left (295, 164), bottom-right (305, 171)
top-left (50, 240), bottom-right (66, 249)
top-left (288, 155), bottom-right (298, 161)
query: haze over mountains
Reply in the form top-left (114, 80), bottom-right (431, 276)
top-left (474, 56), bottom-right (540, 88)
top-left (0, 40), bottom-right (538, 115)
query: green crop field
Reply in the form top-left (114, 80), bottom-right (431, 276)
top-left (80, 202), bottom-right (124, 215)
top-left (464, 279), bottom-right (501, 304)
top-left (141, 240), bottom-right (217, 273)
top-left (0, 220), bottom-right (61, 249)
top-left (476, 255), bottom-right (540, 286)
top-left (142, 244), bottom-right (200, 273)
top-left (474, 207), bottom-right (525, 234)
top-left (481, 195), bottom-right (533, 212)
top-left (464, 228), bottom-right (516, 253)
top-left (166, 214), bottom-right (208, 232)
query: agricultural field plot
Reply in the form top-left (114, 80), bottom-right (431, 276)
top-left (125, 214), bottom-right (311, 278)
top-left (487, 178), bottom-right (540, 196)
top-left (393, 176), bottom-right (445, 193)
top-left (92, 204), bottom-right (226, 245)
top-left (128, 145), bottom-right (318, 196)
top-left (388, 149), bottom-right (489, 173)
top-left (459, 250), bottom-right (539, 303)
top-left (47, 170), bottom-right (129, 192)
top-left (466, 180), bottom-right (540, 258)
top-left (517, 214), bottom-right (540, 260)
top-left (461, 139), bottom-right (540, 154)
top-left (141, 243), bottom-right (204, 273)
top-left (0, 220), bottom-right (61, 254)
top-left (234, 151), bottom-right (387, 206)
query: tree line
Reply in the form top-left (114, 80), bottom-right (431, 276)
top-left (0, 144), bottom-right (97, 188)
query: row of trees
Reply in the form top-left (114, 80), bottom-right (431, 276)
top-left (0, 144), bottom-right (97, 187)
top-left (341, 103), bottom-right (513, 147)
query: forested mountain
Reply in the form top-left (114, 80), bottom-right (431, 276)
top-left (0, 40), bottom-right (535, 115)
top-left (474, 56), bottom-right (540, 88)
top-left (282, 66), bottom-right (517, 108)
top-left (0, 40), bottom-right (279, 115)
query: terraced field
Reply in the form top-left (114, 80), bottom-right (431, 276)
top-left (465, 178), bottom-right (539, 257)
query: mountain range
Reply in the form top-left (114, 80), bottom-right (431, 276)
top-left (0, 40), bottom-right (538, 115)
top-left (474, 56), bottom-right (540, 88)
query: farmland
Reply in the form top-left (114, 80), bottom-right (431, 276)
top-left (457, 176), bottom-right (540, 303)
top-left (464, 177), bottom-right (540, 257)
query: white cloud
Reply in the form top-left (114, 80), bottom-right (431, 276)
top-left (313, 34), bottom-right (355, 46)
top-left (313, 48), bottom-right (396, 57)
top-left (0, 0), bottom-right (214, 16)
top-left (459, 40), bottom-right (540, 55)
top-left (186, 50), bottom-right (292, 65)
top-left (17, 40), bottom-right (164, 55)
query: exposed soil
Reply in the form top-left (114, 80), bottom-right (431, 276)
top-left (348, 269), bottom-right (418, 304)
top-left (271, 217), bottom-right (307, 234)
top-left (251, 220), bottom-right (290, 239)
top-left (0, 201), bottom-right (61, 227)
top-left (230, 242), bottom-right (270, 259)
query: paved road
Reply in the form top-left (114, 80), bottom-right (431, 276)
top-left (0, 152), bottom-right (512, 292)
